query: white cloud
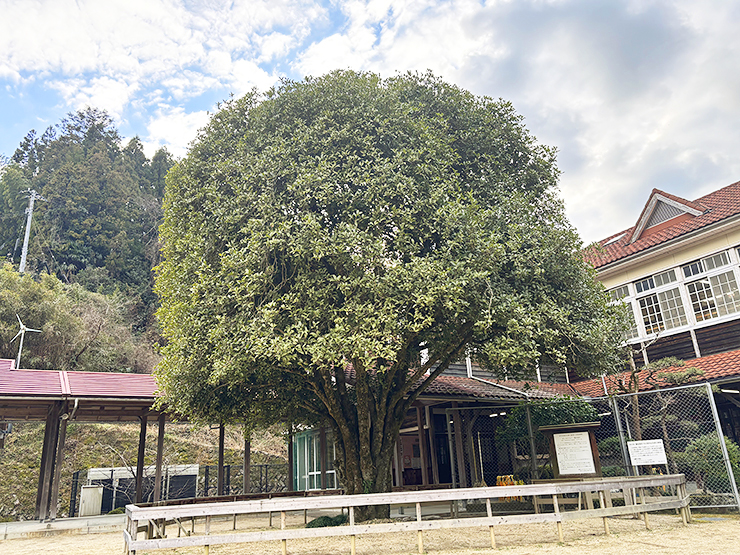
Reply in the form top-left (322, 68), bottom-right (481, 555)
top-left (144, 106), bottom-right (211, 158)
top-left (4, 0), bottom-right (740, 245)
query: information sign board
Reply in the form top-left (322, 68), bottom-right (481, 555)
top-left (627, 439), bottom-right (668, 466)
top-left (553, 431), bottom-right (596, 475)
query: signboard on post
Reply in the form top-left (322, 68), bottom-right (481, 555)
top-left (553, 431), bottom-right (596, 475)
top-left (539, 422), bottom-right (602, 479)
top-left (627, 439), bottom-right (668, 466)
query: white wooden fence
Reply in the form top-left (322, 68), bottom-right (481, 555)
top-left (124, 474), bottom-right (691, 555)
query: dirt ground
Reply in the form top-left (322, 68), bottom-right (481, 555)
top-left (0, 512), bottom-right (737, 555)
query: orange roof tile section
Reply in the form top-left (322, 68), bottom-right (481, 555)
top-left (572, 348), bottom-right (740, 396)
top-left (584, 180), bottom-right (740, 269)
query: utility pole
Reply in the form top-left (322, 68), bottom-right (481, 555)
top-left (19, 189), bottom-right (45, 273)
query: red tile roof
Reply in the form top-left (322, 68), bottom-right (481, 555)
top-left (584, 180), bottom-right (740, 269)
top-left (0, 359), bottom-right (13, 371)
top-left (423, 375), bottom-right (573, 400)
top-left (571, 348), bottom-right (740, 396)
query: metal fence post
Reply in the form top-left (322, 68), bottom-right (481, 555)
top-left (705, 382), bottom-right (740, 511)
top-left (610, 396), bottom-right (632, 476)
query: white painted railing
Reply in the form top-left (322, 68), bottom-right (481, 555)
top-left (124, 474), bottom-right (691, 555)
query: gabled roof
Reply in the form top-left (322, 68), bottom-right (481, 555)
top-left (585, 180), bottom-right (740, 269)
top-left (571, 348), bottom-right (740, 396)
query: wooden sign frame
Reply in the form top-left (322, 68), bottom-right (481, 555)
top-left (538, 422), bottom-right (602, 479)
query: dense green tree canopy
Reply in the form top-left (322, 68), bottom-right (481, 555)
top-left (0, 264), bottom-right (157, 372)
top-left (1, 108), bottom-right (175, 333)
top-left (156, 71), bottom-right (625, 502)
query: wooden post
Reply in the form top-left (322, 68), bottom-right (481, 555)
top-left (349, 506), bottom-right (356, 555)
top-left (426, 405), bottom-right (439, 485)
top-left (36, 401), bottom-right (61, 520)
top-left (218, 423), bottom-right (225, 496)
top-left (416, 502), bottom-right (424, 554)
top-left (393, 440), bottom-right (402, 487)
top-left (599, 491), bottom-right (610, 535)
top-left (243, 429), bottom-right (251, 495)
top-left (153, 413), bottom-right (165, 502)
top-left (287, 427), bottom-right (294, 492)
top-left (135, 415), bottom-right (147, 503)
top-left (49, 403), bottom-right (69, 520)
top-left (552, 494), bottom-right (563, 542)
top-left (320, 426), bottom-right (327, 490)
top-left (416, 406), bottom-right (429, 486)
top-left (451, 403), bottom-right (467, 488)
top-left (204, 514), bottom-right (211, 555)
top-left (486, 497), bottom-right (496, 548)
top-left (640, 487), bottom-right (650, 529)
top-left (281, 510), bottom-right (287, 555)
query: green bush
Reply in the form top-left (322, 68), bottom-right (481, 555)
top-left (674, 433), bottom-right (740, 493)
top-left (306, 513), bottom-right (348, 528)
top-left (601, 465), bottom-right (627, 477)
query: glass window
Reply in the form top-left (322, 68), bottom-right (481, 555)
top-left (683, 261), bottom-right (702, 278)
top-left (609, 285), bottom-right (629, 301)
top-left (654, 269), bottom-right (677, 287)
top-left (685, 270), bottom-right (740, 322)
top-left (686, 278), bottom-right (716, 321)
top-left (710, 271), bottom-right (740, 316)
top-left (657, 288), bottom-right (688, 328)
top-left (639, 294), bottom-right (664, 334)
top-left (635, 277), bottom-right (655, 294)
top-left (704, 252), bottom-right (729, 271)
top-left (638, 287), bottom-right (686, 334)
top-left (682, 251), bottom-right (730, 278)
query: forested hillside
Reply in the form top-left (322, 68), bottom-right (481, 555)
top-left (0, 108), bottom-right (174, 372)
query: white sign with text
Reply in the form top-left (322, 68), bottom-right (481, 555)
top-left (553, 431), bottom-right (596, 475)
top-left (627, 439), bottom-right (668, 466)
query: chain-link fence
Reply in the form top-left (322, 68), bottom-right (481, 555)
top-left (445, 383), bottom-right (740, 510)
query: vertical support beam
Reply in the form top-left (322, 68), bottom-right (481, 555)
top-left (416, 502), bottom-right (424, 554)
top-left (445, 410), bottom-right (456, 488)
top-left (393, 440), bottom-right (402, 487)
top-left (135, 415), bottom-right (148, 503)
top-left (36, 401), bottom-right (61, 520)
top-left (349, 506), bottom-right (356, 555)
top-left (426, 406), bottom-right (439, 485)
top-left (243, 427), bottom-right (251, 495)
top-left (287, 426), bottom-right (294, 492)
top-left (610, 396), bottom-right (632, 477)
top-left (553, 494), bottom-right (563, 542)
top-left (706, 382), bottom-right (740, 511)
top-left (416, 405), bottom-right (429, 486)
top-left (486, 497), bottom-right (496, 548)
top-left (281, 510), bottom-right (287, 555)
top-left (49, 405), bottom-right (69, 520)
top-left (599, 491), bottom-right (610, 535)
top-left (525, 405), bottom-right (538, 480)
top-left (217, 423), bottom-right (225, 496)
top-left (451, 403), bottom-right (467, 488)
top-left (153, 413), bottom-right (165, 503)
top-left (320, 426), bottom-right (327, 490)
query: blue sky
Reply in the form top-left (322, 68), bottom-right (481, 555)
top-left (2, 0), bottom-right (740, 243)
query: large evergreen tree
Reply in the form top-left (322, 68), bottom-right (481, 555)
top-left (156, 71), bottom-right (625, 514)
top-left (2, 108), bottom-right (175, 333)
